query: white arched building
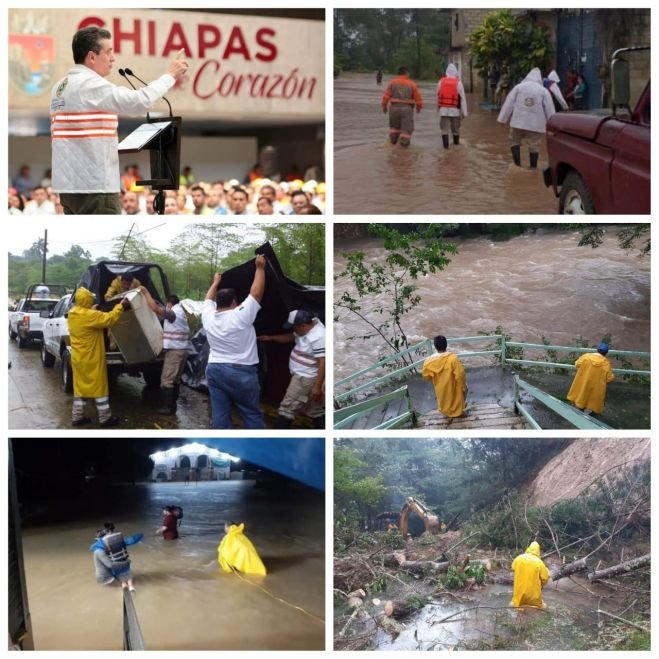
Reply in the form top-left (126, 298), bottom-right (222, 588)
top-left (150, 443), bottom-right (239, 482)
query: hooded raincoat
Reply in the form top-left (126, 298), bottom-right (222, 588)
top-left (510, 541), bottom-right (550, 608)
top-left (497, 67), bottom-right (555, 133)
top-left (218, 523), bottom-right (267, 576)
top-left (68, 287), bottom-right (124, 398)
top-left (567, 352), bottom-right (614, 414)
top-left (422, 352), bottom-right (466, 418)
top-left (544, 70), bottom-right (569, 111)
top-left (436, 64), bottom-right (468, 118)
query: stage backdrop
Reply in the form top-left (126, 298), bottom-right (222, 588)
top-left (9, 8), bottom-right (324, 123)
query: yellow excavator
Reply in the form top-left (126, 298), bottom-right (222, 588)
top-left (399, 497), bottom-right (441, 537)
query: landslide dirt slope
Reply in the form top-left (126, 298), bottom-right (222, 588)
top-left (527, 438), bottom-right (650, 507)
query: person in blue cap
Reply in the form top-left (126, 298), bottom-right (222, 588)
top-left (567, 342), bottom-right (614, 415)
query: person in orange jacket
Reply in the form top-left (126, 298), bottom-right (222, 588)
top-left (382, 67), bottom-right (423, 147)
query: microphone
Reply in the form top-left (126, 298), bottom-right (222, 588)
top-left (119, 68), bottom-right (150, 120)
top-left (125, 67), bottom-right (173, 118)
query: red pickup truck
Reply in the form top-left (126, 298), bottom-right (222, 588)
top-left (543, 47), bottom-right (650, 214)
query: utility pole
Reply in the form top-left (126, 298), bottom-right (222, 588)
top-left (41, 229), bottom-right (48, 283)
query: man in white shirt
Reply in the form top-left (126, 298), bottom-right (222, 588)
top-left (201, 255), bottom-right (266, 429)
top-left (50, 25), bottom-right (189, 214)
top-left (258, 309), bottom-right (325, 429)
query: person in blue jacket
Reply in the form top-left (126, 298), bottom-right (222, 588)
top-left (90, 522), bottom-right (144, 592)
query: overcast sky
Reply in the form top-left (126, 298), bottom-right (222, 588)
top-left (7, 218), bottom-right (265, 260)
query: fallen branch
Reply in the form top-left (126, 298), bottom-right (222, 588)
top-left (550, 558), bottom-right (589, 581)
top-left (446, 531), bottom-right (479, 554)
top-left (430, 605), bottom-right (548, 626)
top-left (588, 554), bottom-right (650, 581)
top-left (596, 609), bottom-right (648, 632)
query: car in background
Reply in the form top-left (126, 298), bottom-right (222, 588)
top-left (9, 284), bottom-right (68, 348)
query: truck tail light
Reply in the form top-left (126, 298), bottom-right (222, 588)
top-left (21, 315), bottom-right (30, 330)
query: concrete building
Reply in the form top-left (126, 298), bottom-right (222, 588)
top-left (447, 8), bottom-right (650, 108)
top-left (149, 442), bottom-right (239, 482)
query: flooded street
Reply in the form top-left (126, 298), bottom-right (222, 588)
top-left (334, 73), bottom-right (557, 214)
top-left (334, 228), bottom-right (650, 382)
top-left (10, 342), bottom-right (224, 429)
top-left (21, 480), bottom-right (324, 650)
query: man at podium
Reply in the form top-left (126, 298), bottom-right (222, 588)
top-left (50, 26), bottom-right (189, 215)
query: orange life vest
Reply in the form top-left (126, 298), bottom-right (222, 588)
top-left (438, 77), bottom-right (460, 108)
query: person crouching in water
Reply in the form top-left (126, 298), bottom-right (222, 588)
top-left (422, 335), bottom-right (468, 418)
top-left (436, 63), bottom-right (468, 149)
top-left (156, 506), bottom-right (179, 540)
top-left (218, 522), bottom-right (267, 576)
top-left (90, 522), bottom-right (144, 592)
top-left (510, 541), bottom-right (550, 609)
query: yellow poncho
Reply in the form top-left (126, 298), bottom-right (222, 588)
top-left (510, 541), bottom-right (550, 608)
top-left (567, 353), bottom-right (614, 414)
top-left (422, 352), bottom-right (466, 417)
top-left (218, 523), bottom-right (267, 576)
top-left (104, 276), bottom-right (142, 301)
top-left (67, 288), bottom-right (123, 398)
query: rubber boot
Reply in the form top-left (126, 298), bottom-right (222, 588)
top-left (453, 134), bottom-right (460, 145)
top-left (529, 152), bottom-right (539, 169)
top-left (311, 415), bottom-right (325, 430)
top-left (274, 415), bottom-right (293, 429)
top-left (510, 144), bottom-right (521, 167)
top-left (159, 387), bottom-right (176, 415)
top-left (442, 134), bottom-right (449, 149)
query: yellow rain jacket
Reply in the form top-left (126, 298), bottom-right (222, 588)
top-left (218, 523), bottom-right (267, 576)
top-left (567, 353), bottom-right (614, 414)
top-left (68, 287), bottom-right (124, 398)
top-left (510, 541), bottom-right (550, 608)
top-left (104, 276), bottom-right (142, 301)
top-left (422, 352), bottom-right (466, 417)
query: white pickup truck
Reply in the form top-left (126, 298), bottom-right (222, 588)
top-left (9, 284), bottom-right (68, 348)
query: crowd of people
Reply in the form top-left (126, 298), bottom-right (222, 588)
top-left (9, 163), bottom-right (326, 216)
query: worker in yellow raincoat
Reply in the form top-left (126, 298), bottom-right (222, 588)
top-left (422, 335), bottom-right (467, 417)
top-left (567, 343), bottom-right (614, 414)
top-left (510, 541), bottom-right (550, 608)
top-left (218, 522), bottom-right (267, 576)
top-left (104, 273), bottom-right (142, 301)
top-left (68, 287), bottom-right (129, 427)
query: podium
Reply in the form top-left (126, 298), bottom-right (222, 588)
top-left (118, 117), bottom-right (181, 214)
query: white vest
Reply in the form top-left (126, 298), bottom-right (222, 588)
top-left (163, 304), bottom-right (191, 350)
top-left (50, 65), bottom-right (175, 193)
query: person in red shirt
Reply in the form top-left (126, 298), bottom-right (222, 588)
top-left (156, 506), bottom-right (179, 540)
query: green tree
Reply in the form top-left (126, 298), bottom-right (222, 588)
top-left (335, 224), bottom-right (457, 361)
top-left (577, 224), bottom-right (650, 256)
top-left (469, 10), bottom-right (551, 85)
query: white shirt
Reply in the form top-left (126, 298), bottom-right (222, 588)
top-left (50, 64), bottom-right (175, 193)
top-left (201, 295), bottom-right (260, 365)
top-left (163, 303), bottom-right (191, 350)
top-left (289, 320), bottom-right (325, 378)
top-left (23, 200), bottom-right (56, 214)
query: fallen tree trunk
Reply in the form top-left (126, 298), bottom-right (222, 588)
top-left (588, 554), bottom-right (650, 582)
top-left (398, 560), bottom-right (451, 575)
top-left (550, 558), bottom-right (589, 581)
top-left (383, 599), bottom-right (423, 620)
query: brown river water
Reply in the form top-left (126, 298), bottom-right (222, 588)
top-left (334, 73), bottom-right (558, 214)
top-left (21, 480), bottom-right (324, 650)
top-left (334, 228), bottom-right (650, 381)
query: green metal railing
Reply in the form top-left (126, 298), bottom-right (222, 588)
top-left (334, 335), bottom-right (503, 404)
top-left (514, 376), bottom-right (612, 430)
top-left (334, 334), bottom-right (649, 430)
top-left (334, 385), bottom-right (416, 430)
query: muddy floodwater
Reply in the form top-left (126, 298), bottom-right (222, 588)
top-left (334, 228), bottom-right (650, 381)
top-left (334, 73), bottom-right (558, 214)
top-left (337, 579), bottom-right (613, 651)
top-left (21, 480), bottom-right (324, 650)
